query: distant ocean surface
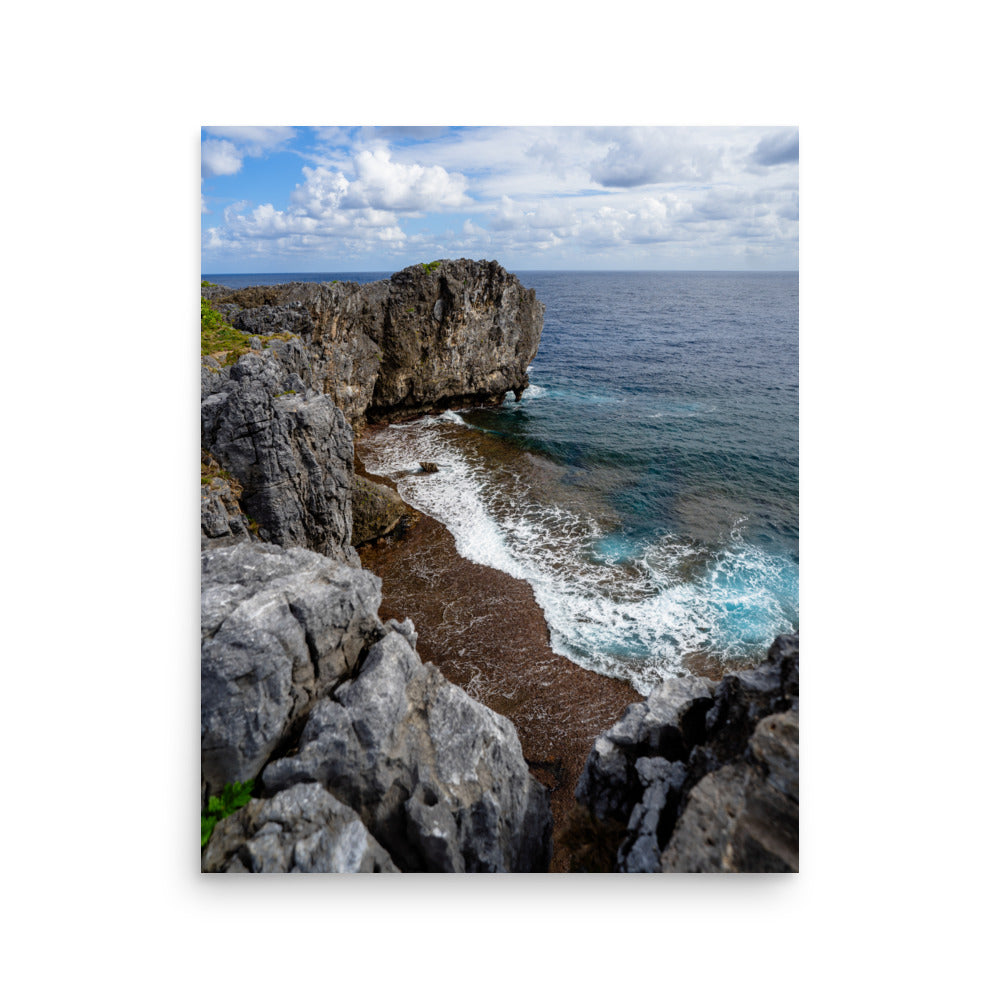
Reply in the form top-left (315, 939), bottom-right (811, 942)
top-left (203, 270), bottom-right (799, 694)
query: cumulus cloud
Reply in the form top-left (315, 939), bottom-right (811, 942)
top-left (202, 139), bottom-right (243, 177)
top-left (202, 126), bottom-right (798, 268)
top-left (204, 146), bottom-right (466, 260)
top-left (753, 129), bottom-right (799, 166)
top-left (343, 149), bottom-right (468, 212)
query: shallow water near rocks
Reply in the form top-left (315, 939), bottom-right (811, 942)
top-left (358, 271), bottom-right (798, 694)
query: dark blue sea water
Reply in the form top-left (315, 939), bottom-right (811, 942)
top-left (203, 270), bottom-right (798, 693)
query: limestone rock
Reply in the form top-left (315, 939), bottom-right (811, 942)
top-left (201, 541), bottom-right (384, 799)
top-left (660, 709), bottom-right (799, 873)
top-left (201, 344), bottom-right (358, 565)
top-left (201, 476), bottom-right (251, 549)
top-left (573, 634), bottom-right (800, 873)
top-left (202, 783), bottom-right (399, 873)
top-left (351, 474), bottom-right (408, 546)
top-left (574, 675), bottom-right (715, 823)
top-left (204, 259), bottom-right (544, 429)
top-left (262, 630), bottom-right (552, 872)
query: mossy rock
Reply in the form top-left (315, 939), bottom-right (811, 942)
top-left (351, 475), bottom-right (408, 546)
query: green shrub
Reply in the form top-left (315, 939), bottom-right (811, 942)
top-left (420, 260), bottom-right (441, 274)
top-left (201, 780), bottom-right (255, 847)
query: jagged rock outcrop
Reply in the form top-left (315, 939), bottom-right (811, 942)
top-left (201, 340), bottom-right (358, 565)
top-left (659, 708), bottom-right (798, 872)
top-left (203, 260), bottom-right (544, 428)
top-left (574, 634), bottom-right (799, 873)
top-left (201, 469), bottom-right (251, 549)
top-left (202, 783), bottom-right (399, 873)
top-left (262, 625), bottom-right (552, 873)
top-left (351, 474), bottom-right (408, 546)
top-left (201, 542), bottom-right (552, 872)
top-left (201, 542), bottom-right (384, 800)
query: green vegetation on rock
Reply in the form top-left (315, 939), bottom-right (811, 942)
top-left (201, 297), bottom-right (252, 359)
top-left (420, 260), bottom-right (441, 274)
top-left (201, 780), bottom-right (255, 847)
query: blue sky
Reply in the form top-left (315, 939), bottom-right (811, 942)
top-left (201, 126), bottom-right (798, 273)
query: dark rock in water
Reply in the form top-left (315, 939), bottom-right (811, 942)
top-left (573, 634), bottom-right (799, 873)
top-left (200, 541), bottom-right (384, 800)
top-left (419, 461), bottom-right (439, 474)
top-left (202, 783), bottom-right (399, 873)
top-left (204, 259), bottom-right (544, 429)
top-left (351, 474), bottom-right (408, 546)
top-left (262, 629), bottom-right (552, 872)
top-left (201, 343), bottom-right (358, 565)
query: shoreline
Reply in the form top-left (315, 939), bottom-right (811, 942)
top-left (355, 439), bottom-right (640, 872)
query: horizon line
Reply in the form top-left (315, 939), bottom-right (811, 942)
top-left (202, 266), bottom-right (800, 275)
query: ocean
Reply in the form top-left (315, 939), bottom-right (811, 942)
top-left (203, 270), bottom-right (798, 695)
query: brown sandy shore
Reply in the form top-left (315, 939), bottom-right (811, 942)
top-left (356, 443), bottom-right (646, 872)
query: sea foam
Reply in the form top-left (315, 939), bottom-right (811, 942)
top-left (362, 418), bottom-right (797, 695)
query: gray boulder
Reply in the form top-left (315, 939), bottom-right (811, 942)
top-left (201, 342), bottom-right (358, 565)
top-left (201, 541), bottom-right (384, 800)
top-left (263, 629), bottom-right (552, 872)
top-left (351, 474), bottom-right (408, 546)
top-left (202, 783), bottom-right (399, 873)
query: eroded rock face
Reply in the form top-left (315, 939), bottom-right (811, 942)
top-left (200, 542), bottom-right (384, 800)
top-left (574, 634), bottom-right (799, 873)
top-left (201, 341), bottom-right (358, 564)
top-left (204, 260), bottom-right (545, 429)
top-left (262, 628), bottom-right (552, 873)
top-left (202, 783), bottom-right (399, 873)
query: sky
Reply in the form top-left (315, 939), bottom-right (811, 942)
top-left (201, 126), bottom-right (798, 273)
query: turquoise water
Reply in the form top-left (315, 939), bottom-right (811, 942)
top-left (204, 270), bottom-right (799, 693)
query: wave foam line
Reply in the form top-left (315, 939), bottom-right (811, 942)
top-left (363, 421), bottom-right (798, 695)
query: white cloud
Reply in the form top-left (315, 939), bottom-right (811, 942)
top-left (201, 127), bottom-right (297, 180)
top-left (343, 149), bottom-right (468, 212)
top-left (201, 139), bottom-right (243, 177)
top-left (203, 126), bottom-right (797, 268)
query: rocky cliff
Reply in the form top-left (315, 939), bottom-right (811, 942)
top-left (572, 634), bottom-right (799, 873)
top-left (202, 543), bottom-right (551, 872)
top-left (203, 258), bottom-right (544, 429)
top-left (200, 261), bottom-right (552, 872)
